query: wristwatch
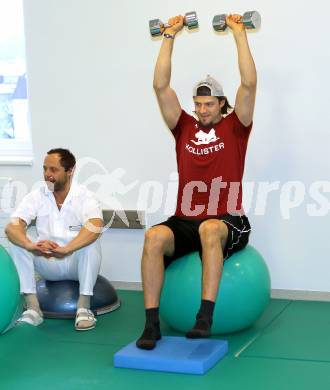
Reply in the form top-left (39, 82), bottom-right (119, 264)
top-left (164, 33), bottom-right (175, 39)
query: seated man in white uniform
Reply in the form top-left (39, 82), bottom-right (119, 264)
top-left (5, 148), bottom-right (104, 331)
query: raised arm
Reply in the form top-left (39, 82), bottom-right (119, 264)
top-left (226, 14), bottom-right (257, 127)
top-left (153, 16), bottom-right (184, 130)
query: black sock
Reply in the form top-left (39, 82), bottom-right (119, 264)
top-left (145, 307), bottom-right (159, 325)
top-left (198, 299), bottom-right (215, 320)
top-left (136, 308), bottom-right (162, 350)
top-left (186, 300), bottom-right (215, 339)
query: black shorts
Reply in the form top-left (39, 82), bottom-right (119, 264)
top-left (156, 215), bottom-right (251, 268)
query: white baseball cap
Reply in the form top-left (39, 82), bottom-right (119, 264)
top-left (193, 75), bottom-right (224, 97)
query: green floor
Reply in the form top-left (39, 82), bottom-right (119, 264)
top-left (1, 291), bottom-right (330, 389)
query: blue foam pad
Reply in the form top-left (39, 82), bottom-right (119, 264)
top-left (114, 336), bottom-right (228, 375)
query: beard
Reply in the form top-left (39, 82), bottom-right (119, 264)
top-left (194, 110), bottom-right (222, 128)
top-left (199, 118), bottom-right (214, 128)
top-left (45, 180), bottom-right (55, 192)
top-left (45, 178), bottom-right (66, 192)
top-left (53, 180), bottom-right (66, 191)
top-left (199, 116), bottom-right (221, 128)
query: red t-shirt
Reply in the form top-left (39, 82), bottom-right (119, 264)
top-left (172, 110), bottom-right (252, 218)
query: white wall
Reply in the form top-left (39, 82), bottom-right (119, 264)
top-left (1, 0), bottom-right (330, 290)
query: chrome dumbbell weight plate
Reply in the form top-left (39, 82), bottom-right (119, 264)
top-left (149, 11), bottom-right (198, 36)
top-left (212, 11), bottom-right (261, 32)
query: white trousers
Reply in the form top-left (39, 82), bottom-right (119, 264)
top-left (9, 241), bottom-right (102, 296)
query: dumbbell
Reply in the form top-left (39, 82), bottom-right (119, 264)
top-left (213, 11), bottom-right (261, 32)
top-left (149, 11), bottom-right (198, 37)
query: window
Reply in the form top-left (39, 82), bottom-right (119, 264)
top-left (0, 0), bottom-right (33, 165)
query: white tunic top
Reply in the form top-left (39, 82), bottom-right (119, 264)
top-left (11, 183), bottom-right (103, 246)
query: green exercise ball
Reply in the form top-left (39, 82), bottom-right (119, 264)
top-left (0, 245), bottom-right (20, 334)
top-left (160, 245), bottom-right (271, 334)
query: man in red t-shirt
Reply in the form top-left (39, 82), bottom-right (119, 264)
top-left (137, 14), bottom-right (257, 349)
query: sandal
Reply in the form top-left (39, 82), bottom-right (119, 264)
top-left (17, 309), bottom-right (43, 326)
top-left (75, 308), bottom-right (97, 331)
